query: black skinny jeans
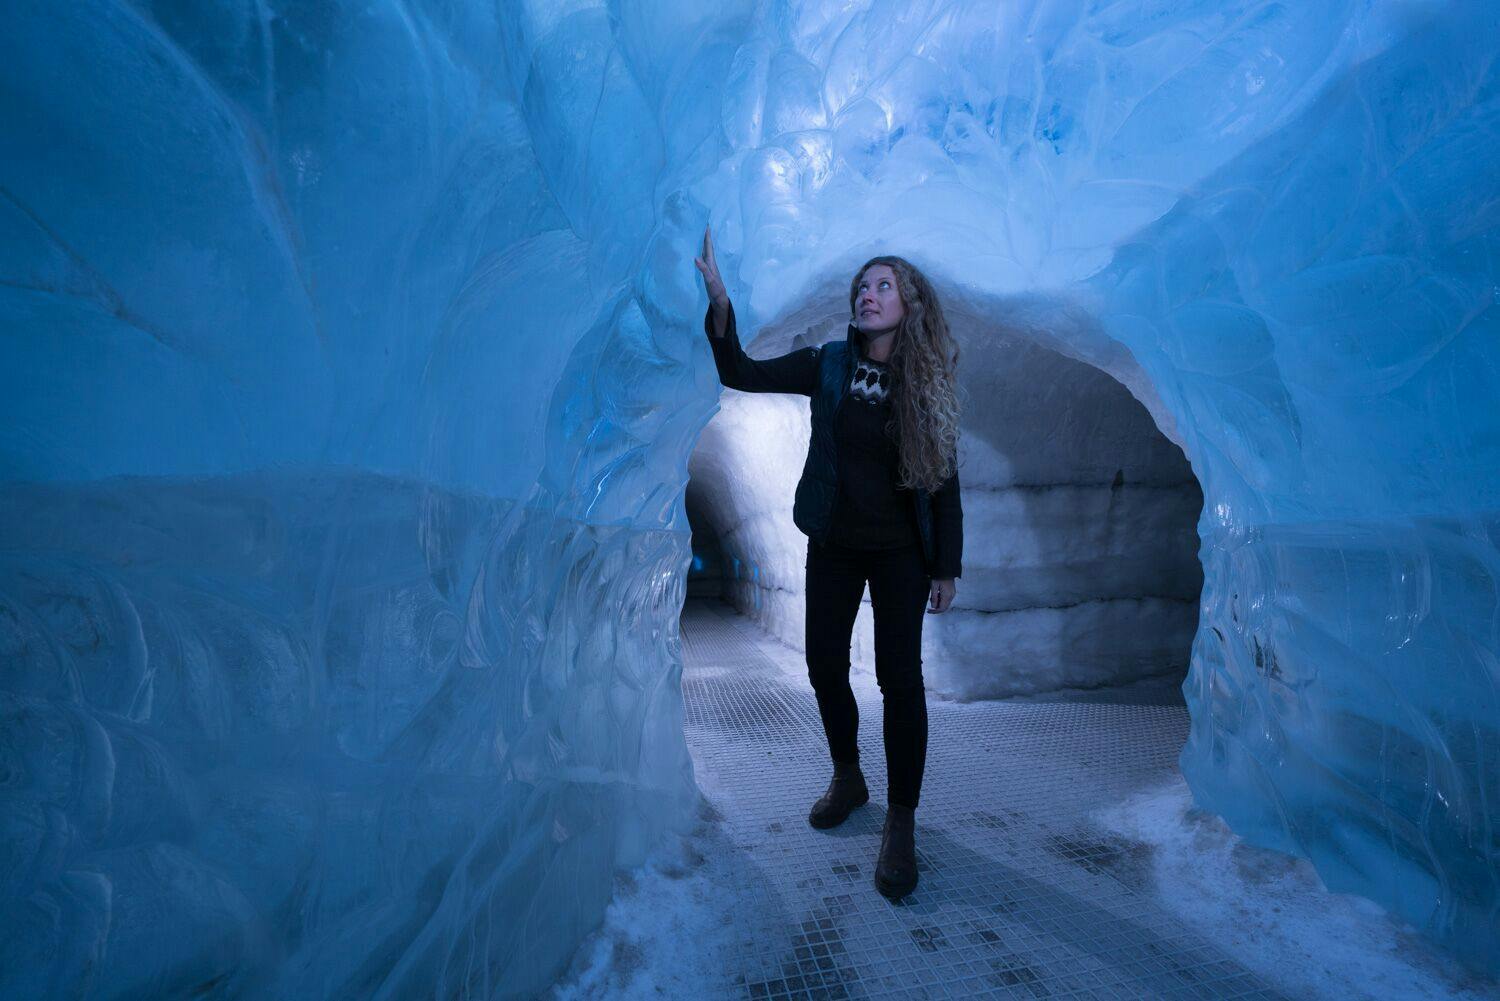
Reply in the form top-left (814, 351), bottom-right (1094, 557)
top-left (805, 537), bottom-right (931, 810)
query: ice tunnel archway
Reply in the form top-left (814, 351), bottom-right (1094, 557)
top-left (684, 281), bottom-right (1205, 699)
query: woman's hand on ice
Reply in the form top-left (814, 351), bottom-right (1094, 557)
top-left (928, 578), bottom-right (956, 614)
top-left (695, 225), bottom-right (731, 338)
top-left (694, 225), bottom-right (729, 310)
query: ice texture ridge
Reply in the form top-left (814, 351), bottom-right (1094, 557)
top-left (2, 0), bottom-right (1498, 993)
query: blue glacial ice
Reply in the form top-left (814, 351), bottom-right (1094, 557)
top-left (1, 0), bottom-right (1497, 994)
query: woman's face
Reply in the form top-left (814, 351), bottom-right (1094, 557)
top-left (854, 264), bottom-right (905, 336)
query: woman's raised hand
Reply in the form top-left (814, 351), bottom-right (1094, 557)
top-left (694, 224), bottom-right (729, 311)
top-left (694, 225), bottom-right (730, 338)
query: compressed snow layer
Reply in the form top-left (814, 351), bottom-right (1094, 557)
top-left (689, 325), bottom-right (1204, 697)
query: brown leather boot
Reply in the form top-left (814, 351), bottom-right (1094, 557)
top-left (874, 804), bottom-right (918, 898)
top-left (808, 760), bottom-right (869, 829)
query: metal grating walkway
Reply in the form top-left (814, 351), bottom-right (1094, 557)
top-left (679, 599), bottom-right (1288, 1001)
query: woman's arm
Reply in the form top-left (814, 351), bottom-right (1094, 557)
top-left (696, 224), bottom-right (819, 396)
top-left (929, 469), bottom-right (963, 581)
top-left (704, 300), bottom-right (821, 396)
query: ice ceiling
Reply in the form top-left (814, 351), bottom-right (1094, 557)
top-left (1, 1), bottom-right (1496, 995)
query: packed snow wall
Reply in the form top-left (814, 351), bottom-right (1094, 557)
top-left (687, 299), bottom-right (1205, 699)
top-left (2, 1), bottom-right (1497, 994)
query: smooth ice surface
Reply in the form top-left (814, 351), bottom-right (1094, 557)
top-left (3, 0), bottom-right (1498, 993)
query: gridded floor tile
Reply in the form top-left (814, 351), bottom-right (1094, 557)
top-left (679, 600), bottom-right (1290, 1001)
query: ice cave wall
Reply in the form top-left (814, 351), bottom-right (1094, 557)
top-left (2, 2), bottom-right (708, 997)
top-left (2, 0), bottom-right (1497, 993)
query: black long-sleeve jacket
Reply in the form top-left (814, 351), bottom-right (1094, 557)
top-left (705, 301), bottom-right (963, 579)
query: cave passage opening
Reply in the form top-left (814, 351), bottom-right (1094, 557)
top-left (678, 296), bottom-right (1207, 703)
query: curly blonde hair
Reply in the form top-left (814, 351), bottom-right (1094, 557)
top-left (848, 256), bottom-right (961, 493)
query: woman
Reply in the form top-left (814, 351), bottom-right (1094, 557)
top-left (694, 226), bottom-right (962, 898)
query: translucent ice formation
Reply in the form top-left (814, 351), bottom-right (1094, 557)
top-left (2, 1), bottom-right (1496, 994)
top-left (0, 3), bottom-right (702, 996)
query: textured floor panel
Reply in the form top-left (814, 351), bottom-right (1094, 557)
top-left (679, 600), bottom-right (1286, 1001)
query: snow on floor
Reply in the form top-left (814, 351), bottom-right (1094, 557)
top-left (543, 794), bottom-right (748, 1000)
top-left (1093, 783), bottom-right (1495, 1001)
